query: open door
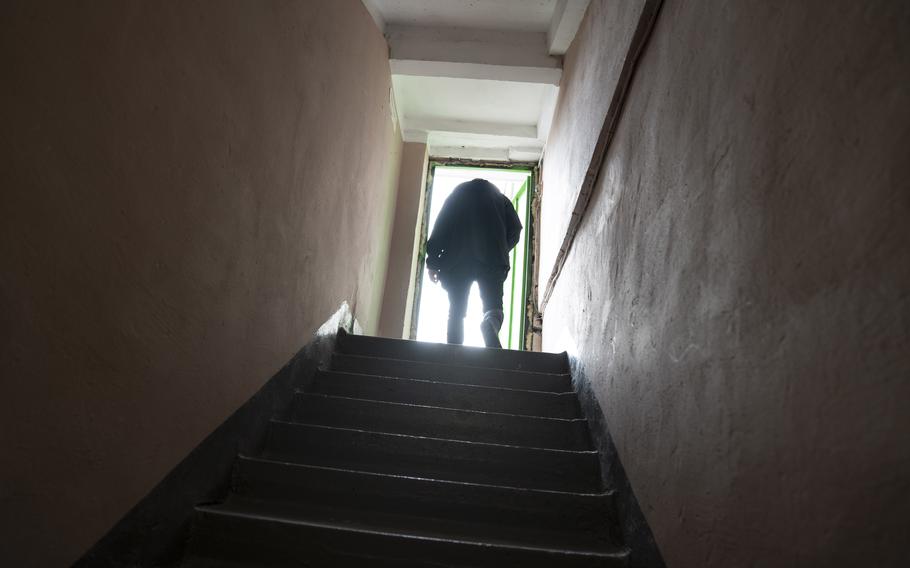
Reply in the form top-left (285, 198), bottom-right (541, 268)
top-left (411, 163), bottom-right (534, 349)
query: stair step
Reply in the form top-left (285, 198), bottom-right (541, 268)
top-left (185, 504), bottom-right (629, 568)
top-left (262, 421), bottom-right (603, 492)
top-left (311, 370), bottom-right (581, 418)
top-left (287, 393), bottom-right (592, 450)
top-left (232, 456), bottom-right (619, 547)
top-left (336, 330), bottom-right (569, 374)
top-left (331, 353), bottom-right (573, 392)
top-left (178, 333), bottom-right (626, 567)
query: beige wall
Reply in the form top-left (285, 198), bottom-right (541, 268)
top-left (0, 1), bottom-right (400, 565)
top-left (378, 142), bottom-right (429, 338)
top-left (541, 0), bottom-right (909, 566)
top-left (538, 0), bottom-right (644, 284)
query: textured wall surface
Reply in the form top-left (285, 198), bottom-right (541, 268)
top-left (542, 0), bottom-right (910, 565)
top-left (538, 0), bottom-right (645, 283)
top-left (378, 142), bottom-right (428, 338)
top-left (0, 1), bottom-right (400, 565)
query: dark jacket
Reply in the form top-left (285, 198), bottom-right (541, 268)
top-left (426, 178), bottom-right (523, 276)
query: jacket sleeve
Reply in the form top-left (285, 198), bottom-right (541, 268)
top-left (504, 195), bottom-right (523, 251)
top-left (426, 195), bottom-right (456, 270)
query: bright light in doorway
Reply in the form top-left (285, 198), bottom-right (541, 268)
top-left (415, 166), bottom-right (532, 348)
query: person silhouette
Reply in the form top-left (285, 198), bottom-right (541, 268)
top-left (425, 178), bottom-right (523, 348)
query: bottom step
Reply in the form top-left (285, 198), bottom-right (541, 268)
top-left (185, 505), bottom-right (629, 568)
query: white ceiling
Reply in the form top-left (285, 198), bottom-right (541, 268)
top-left (393, 75), bottom-right (551, 126)
top-left (364, 0), bottom-right (590, 162)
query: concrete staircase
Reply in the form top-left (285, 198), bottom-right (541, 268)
top-left (181, 331), bottom-right (629, 567)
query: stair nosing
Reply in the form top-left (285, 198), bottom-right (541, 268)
top-left (237, 454), bottom-right (612, 499)
top-left (296, 392), bottom-right (588, 424)
top-left (312, 369), bottom-right (577, 396)
top-left (268, 419), bottom-right (599, 455)
top-left (195, 505), bottom-right (628, 559)
top-left (331, 352), bottom-right (572, 379)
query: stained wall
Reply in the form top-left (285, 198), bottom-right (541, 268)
top-left (541, 0), bottom-right (910, 565)
top-left (0, 1), bottom-right (401, 565)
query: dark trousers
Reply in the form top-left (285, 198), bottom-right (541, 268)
top-left (441, 264), bottom-right (506, 345)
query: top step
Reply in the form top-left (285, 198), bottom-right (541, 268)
top-left (337, 331), bottom-right (569, 374)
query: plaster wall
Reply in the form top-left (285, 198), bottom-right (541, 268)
top-left (0, 1), bottom-right (401, 565)
top-left (538, 0), bottom-right (644, 286)
top-left (379, 142), bottom-right (429, 338)
top-left (542, 0), bottom-right (910, 565)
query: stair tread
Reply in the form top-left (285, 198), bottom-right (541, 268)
top-left (234, 455), bottom-right (617, 540)
top-left (289, 392), bottom-right (592, 451)
top-left (298, 391), bottom-right (585, 422)
top-left (332, 354), bottom-right (572, 381)
top-left (263, 420), bottom-right (603, 493)
top-left (267, 418), bottom-right (598, 454)
top-left (315, 368), bottom-right (575, 395)
top-left (194, 501), bottom-right (626, 557)
top-left (287, 393), bottom-right (591, 451)
top-left (238, 454), bottom-right (608, 497)
top-left (336, 331), bottom-right (569, 374)
top-left (311, 369), bottom-right (579, 420)
top-left (331, 352), bottom-right (572, 392)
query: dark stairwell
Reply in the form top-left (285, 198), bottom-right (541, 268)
top-left (5, 2), bottom-right (907, 566)
top-left (179, 330), bottom-right (631, 567)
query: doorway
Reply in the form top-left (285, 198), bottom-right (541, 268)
top-left (411, 163), bottom-right (534, 350)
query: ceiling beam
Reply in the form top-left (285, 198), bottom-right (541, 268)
top-left (387, 25), bottom-right (562, 85)
top-left (428, 145), bottom-right (543, 162)
top-left (548, 0), bottom-right (590, 55)
top-left (406, 118), bottom-right (538, 141)
top-left (391, 60), bottom-right (561, 85)
top-left (430, 146), bottom-right (511, 162)
top-left (537, 85), bottom-right (560, 141)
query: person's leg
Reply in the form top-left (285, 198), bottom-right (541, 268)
top-left (442, 275), bottom-right (471, 345)
top-left (477, 269), bottom-right (507, 348)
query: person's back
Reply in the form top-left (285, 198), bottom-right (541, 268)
top-left (425, 178), bottom-right (522, 347)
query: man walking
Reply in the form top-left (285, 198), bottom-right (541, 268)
top-left (425, 178), bottom-right (523, 348)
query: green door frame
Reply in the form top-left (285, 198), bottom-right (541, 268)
top-left (506, 177), bottom-right (530, 349)
top-left (408, 159), bottom-right (537, 350)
